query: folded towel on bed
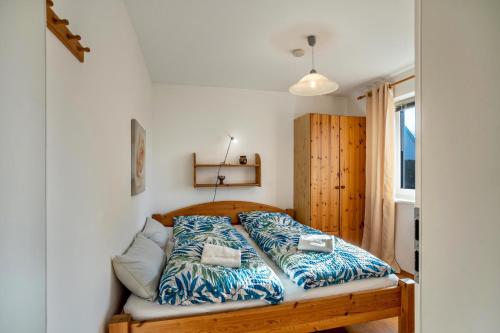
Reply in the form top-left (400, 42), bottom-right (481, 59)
top-left (298, 234), bottom-right (334, 253)
top-left (201, 243), bottom-right (241, 268)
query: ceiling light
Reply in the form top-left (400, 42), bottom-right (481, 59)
top-left (289, 35), bottom-right (339, 96)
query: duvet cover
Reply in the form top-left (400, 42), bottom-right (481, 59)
top-left (240, 211), bottom-right (395, 290)
top-left (158, 215), bottom-right (284, 305)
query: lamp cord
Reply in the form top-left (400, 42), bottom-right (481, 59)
top-left (212, 137), bottom-right (233, 202)
top-left (311, 45), bottom-right (315, 71)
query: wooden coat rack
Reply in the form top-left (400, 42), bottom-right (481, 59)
top-left (46, 0), bottom-right (90, 63)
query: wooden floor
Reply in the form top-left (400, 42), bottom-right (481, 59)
top-left (321, 317), bottom-right (397, 333)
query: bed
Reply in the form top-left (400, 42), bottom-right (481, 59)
top-left (109, 201), bottom-right (414, 333)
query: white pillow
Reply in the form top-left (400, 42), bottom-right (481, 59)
top-left (165, 238), bottom-right (175, 260)
top-left (112, 233), bottom-right (165, 301)
top-left (142, 217), bottom-right (170, 249)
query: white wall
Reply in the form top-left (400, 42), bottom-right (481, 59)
top-left (152, 84), bottom-right (349, 213)
top-left (395, 201), bottom-right (414, 273)
top-left (0, 1), bottom-right (46, 332)
top-left (392, 70), bottom-right (415, 98)
top-left (46, 1), bottom-right (152, 332)
top-left (419, 1), bottom-right (500, 332)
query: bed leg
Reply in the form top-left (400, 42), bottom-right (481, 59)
top-left (109, 314), bottom-right (131, 333)
top-left (398, 278), bottom-right (415, 333)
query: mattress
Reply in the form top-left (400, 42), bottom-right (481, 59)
top-left (124, 225), bottom-right (399, 321)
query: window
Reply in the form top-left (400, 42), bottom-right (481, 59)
top-left (395, 96), bottom-right (416, 200)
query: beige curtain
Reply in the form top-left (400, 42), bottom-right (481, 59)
top-left (362, 83), bottom-right (400, 272)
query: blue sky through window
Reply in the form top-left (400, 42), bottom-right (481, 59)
top-left (404, 106), bottom-right (416, 137)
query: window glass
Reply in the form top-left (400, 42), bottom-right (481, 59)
top-left (397, 100), bottom-right (416, 190)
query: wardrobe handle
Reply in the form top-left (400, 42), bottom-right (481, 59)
top-left (340, 185), bottom-right (346, 189)
top-left (334, 186), bottom-right (340, 189)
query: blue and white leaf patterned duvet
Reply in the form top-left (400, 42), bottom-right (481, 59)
top-left (239, 211), bottom-right (395, 290)
top-left (157, 215), bottom-right (284, 305)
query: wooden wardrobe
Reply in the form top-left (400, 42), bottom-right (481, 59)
top-left (294, 114), bottom-right (366, 245)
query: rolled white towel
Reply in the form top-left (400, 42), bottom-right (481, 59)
top-left (201, 243), bottom-right (241, 268)
top-left (298, 234), bottom-right (334, 253)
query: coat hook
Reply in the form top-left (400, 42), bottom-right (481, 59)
top-left (77, 46), bottom-right (90, 53)
top-left (67, 33), bottom-right (81, 40)
top-left (52, 17), bottom-right (69, 25)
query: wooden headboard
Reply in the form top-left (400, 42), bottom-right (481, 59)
top-left (152, 201), bottom-right (294, 227)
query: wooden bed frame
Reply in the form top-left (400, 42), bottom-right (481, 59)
top-left (109, 201), bottom-right (415, 333)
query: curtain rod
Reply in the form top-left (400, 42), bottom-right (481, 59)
top-left (356, 75), bottom-right (415, 100)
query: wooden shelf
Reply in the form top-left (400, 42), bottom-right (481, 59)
top-left (195, 164), bottom-right (259, 168)
top-left (194, 183), bottom-right (260, 188)
top-left (193, 153), bottom-right (261, 188)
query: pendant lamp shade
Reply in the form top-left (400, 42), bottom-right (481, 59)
top-left (289, 72), bottom-right (339, 96)
top-left (289, 35), bottom-right (339, 96)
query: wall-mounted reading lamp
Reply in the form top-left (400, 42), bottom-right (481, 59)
top-left (212, 135), bottom-right (236, 202)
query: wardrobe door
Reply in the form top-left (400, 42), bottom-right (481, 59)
top-left (339, 116), bottom-right (366, 245)
top-left (294, 114), bottom-right (311, 226)
top-left (310, 114), bottom-right (340, 234)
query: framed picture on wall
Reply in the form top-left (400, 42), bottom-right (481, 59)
top-left (131, 119), bottom-right (146, 195)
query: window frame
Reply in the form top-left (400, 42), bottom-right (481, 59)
top-left (394, 92), bottom-right (416, 203)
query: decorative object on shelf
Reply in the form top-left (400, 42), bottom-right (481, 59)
top-left (131, 119), bottom-right (146, 195)
top-left (193, 153), bottom-right (261, 188)
top-left (217, 175), bottom-right (226, 185)
top-left (239, 155), bottom-right (248, 165)
top-left (289, 35), bottom-right (339, 96)
top-left (46, 0), bottom-right (90, 63)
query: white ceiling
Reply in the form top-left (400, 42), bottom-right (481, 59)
top-left (124, 0), bottom-right (414, 95)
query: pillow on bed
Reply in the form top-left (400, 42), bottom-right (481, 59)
top-left (238, 211), bottom-right (293, 228)
top-left (112, 233), bottom-right (166, 301)
top-left (173, 215), bottom-right (232, 226)
top-left (172, 215), bottom-right (234, 246)
top-left (142, 217), bottom-right (171, 249)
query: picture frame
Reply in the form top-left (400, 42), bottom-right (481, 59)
top-left (131, 119), bottom-right (146, 195)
